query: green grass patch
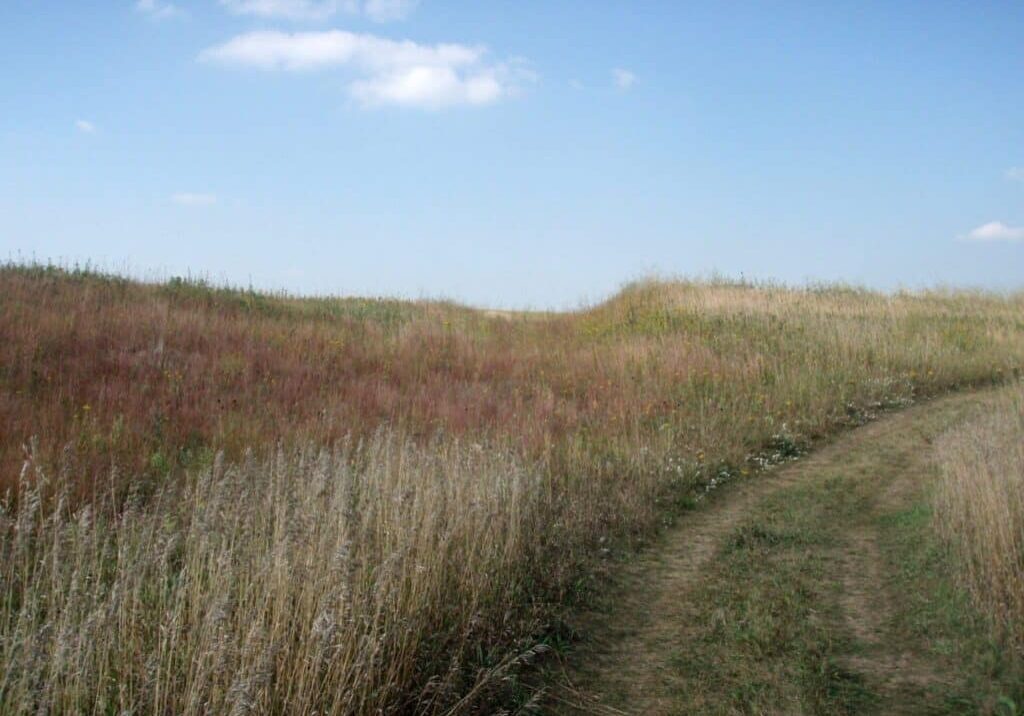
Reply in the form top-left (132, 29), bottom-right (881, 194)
top-left (878, 501), bottom-right (1024, 715)
top-left (667, 484), bottom-right (876, 715)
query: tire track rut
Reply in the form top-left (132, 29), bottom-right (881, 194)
top-left (553, 391), bottom-right (986, 715)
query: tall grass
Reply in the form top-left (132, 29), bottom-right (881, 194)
top-left (1, 437), bottom-right (551, 714)
top-left (934, 384), bottom-right (1024, 654)
top-left (2, 264), bottom-right (1024, 712)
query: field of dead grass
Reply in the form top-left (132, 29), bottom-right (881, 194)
top-left (934, 384), bottom-right (1024, 656)
top-left (1, 264), bottom-right (1022, 713)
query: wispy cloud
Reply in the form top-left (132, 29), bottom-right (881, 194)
top-left (612, 68), bottom-right (636, 91)
top-left (199, 30), bottom-right (533, 110)
top-left (962, 221), bottom-right (1024, 243)
top-left (200, 30), bottom-right (481, 71)
top-left (219, 0), bottom-right (418, 22)
top-left (75, 119), bottom-right (96, 133)
top-left (1006, 167), bottom-right (1024, 182)
top-left (219, 0), bottom-right (347, 21)
top-left (171, 192), bottom-right (218, 207)
top-left (363, 0), bottom-right (419, 22)
top-left (135, 0), bottom-right (183, 20)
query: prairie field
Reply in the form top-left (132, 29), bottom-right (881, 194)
top-left (934, 385), bottom-right (1024, 655)
top-left (2, 264), bottom-right (1024, 714)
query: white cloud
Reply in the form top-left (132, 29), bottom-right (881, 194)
top-left (199, 30), bottom-right (532, 109)
top-left (171, 192), bottom-right (218, 206)
top-left (1006, 167), bottom-right (1024, 182)
top-left (363, 0), bottom-right (419, 22)
top-left (200, 30), bottom-right (481, 71)
top-left (218, 0), bottom-right (417, 22)
top-left (350, 65), bottom-right (503, 108)
top-left (75, 119), bottom-right (96, 133)
top-left (219, 0), bottom-right (348, 21)
top-left (963, 221), bottom-right (1024, 243)
top-left (135, 0), bottom-right (183, 19)
top-left (612, 68), bottom-right (636, 90)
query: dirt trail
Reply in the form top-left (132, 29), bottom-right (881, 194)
top-left (839, 527), bottom-right (941, 695)
top-left (553, 390), bottom-right (988, 715)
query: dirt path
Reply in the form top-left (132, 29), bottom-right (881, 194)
top-left (551, 389), bottom-right (992, 715)
top-left (838, 526), bottom-right (942, 699)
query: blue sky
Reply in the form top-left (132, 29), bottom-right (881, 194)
top-left (1, 1), bottom-right (1022, 307)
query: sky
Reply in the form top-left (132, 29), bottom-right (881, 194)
top-left (1, 1), bottom-right (1023, 308)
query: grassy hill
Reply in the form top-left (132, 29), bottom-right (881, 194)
top-left (1, 264), bottom-right (1023, 713)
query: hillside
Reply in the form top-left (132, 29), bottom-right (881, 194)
top-left (1, 264), bottom-right (1023, 713)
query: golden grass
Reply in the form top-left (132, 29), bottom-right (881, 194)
top-left (2, 264), bottom-right (1024, 712)
top-left (1, 438), bottom-right (549, 714)
top-left (934, 384), bottom-right (1024, 654)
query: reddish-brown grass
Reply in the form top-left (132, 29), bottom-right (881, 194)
top-left (4, 266), bottom-right (1021, 502)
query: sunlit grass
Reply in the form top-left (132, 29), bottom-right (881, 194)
top-left (1, 263), bottom-right (1023, 712)
top-left (934, 385), bottom-right (1024, 655)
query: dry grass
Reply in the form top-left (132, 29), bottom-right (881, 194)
top-left (934, 384), bottom-right (1024, 654)
top-left (2, 263), bottom-right (1024, 712)
top-left (1, 438), bottom-right (549, 714)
